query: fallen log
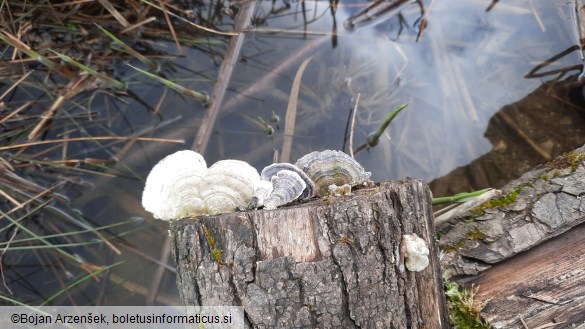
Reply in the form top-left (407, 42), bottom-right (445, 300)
top-left (170, 179), bottom-right (449, 328)
top-left (437, 144), bottom-right (585, 328)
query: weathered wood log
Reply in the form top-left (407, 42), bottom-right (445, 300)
top-left (472, 224), bottom-right (585, 329)
top-left (438, 144), bottom-right (585, 276)
top-left (437, 144), bottom-right (585, 328)
top-left (170, 179), bottom-right (449, 328)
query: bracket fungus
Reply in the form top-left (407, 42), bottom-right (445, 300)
top-left (294, 150), bottom-right (372, 197)
top-left (250, 180), bottom-right (274, 209)
top-left (401, 233), bottom-right (430, 272)
top-left (142, 149), bottom-right (375, 218)
top-left (142, 150), bottom-right (207, 221)
top-left (199, 159), bottom-right (261, 215)
top-left (141, 150), bottom-right (261, 220)
top-left (261, 163), bottom-right (315, 199)
top-left (263, 170), bottom-right (307, 210)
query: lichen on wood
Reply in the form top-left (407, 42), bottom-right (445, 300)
top-left (438, 144), bottom-right (585, 278)
top-left (436, 143), bottom-right (585, 328)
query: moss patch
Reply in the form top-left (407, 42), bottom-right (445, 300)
top-left (337, 236), bottom-right (353, 244)
top-left (465, 229), bottom-right (487, 241)
top-left (444, 241), bottom-right (465, 253)
top-left (211, 248), bottom-right (223, 264)
top-left (470, 185), bottom-right (527, 217)
top-left (547, 150), bottom-right (585, 173)
top-left (202, 225), bottom-right (222, 264)
top-left (445, 280), bottom-right (492, 329)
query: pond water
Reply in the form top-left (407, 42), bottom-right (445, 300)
top-left (3, 0), bottom-right (585, 306)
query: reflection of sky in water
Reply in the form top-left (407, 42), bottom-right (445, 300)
top-left (209, 0), bottom-right (581, 182)
top-left (64, 0), bottom-right (582, 305)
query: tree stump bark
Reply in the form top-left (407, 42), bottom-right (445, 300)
top-left (170, 179), bottom-right (449, 328)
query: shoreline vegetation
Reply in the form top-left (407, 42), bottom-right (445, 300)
top-left (1, 0), bottom-right (233, 306)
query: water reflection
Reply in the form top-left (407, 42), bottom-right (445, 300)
top-left (210, 0), bottom-right (584, 182)
top-left (118, 0), bottom-right (585, 304)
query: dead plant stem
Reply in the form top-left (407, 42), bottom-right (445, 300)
top-left (349, 93), bottom-right (360, 159)
top-left (0, 136), bottom-right (184, 151)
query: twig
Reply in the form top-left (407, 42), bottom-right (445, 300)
top-left (0, 100), bottom-right (34, 125)
top-left (157, 0), bottom-right (181, 54)
top-left (527, 0), bottom-right (545, 32)
top-left (190, 1), bottom-right (257, 153)
top-left (486, 0), bottom-right (499, 12)
top-left (416, 0), bottom-right (434, 41)
top-left (159, 0), bottom-right (256, 307)
top-left (349, 93), bottom-right (360, 159)
top-left (0, 31), bottom-right (75, 79)
top-left (524, 46), bottom-right (582, 80)
top-left (28, 95), bottom-right (66, 140)
top-left (145, 235), bottom-right (172, 305)
top-left (532, 322), bottom-right (566, 329)
top-left (344, 0), bottom-right (410, 31)
top-left (0, 136), bottom-right (184, 151)
top-left (139, 0), bottom-right (238, 36)
top-left (97, 0), bottom-right (129, 27)
top-left (0, 229), bottom-right (18, 295)
top-left (120, 16), bottom-right (157, 34)
top-left (0, 70), bottom-right (34, 102)
top-left (281, 56), bottom-right (313, 163)
top-left (6, 182), bottom-right (65, 215)
top-left (495, 111), bottom-right (551, 160)
top-left (0, 187), bottom-right (22, 208)
top-left (222, 36), bottom-right (329, 112)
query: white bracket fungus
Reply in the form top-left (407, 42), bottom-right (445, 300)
top-left (401, 233), bottom-right (430, 272)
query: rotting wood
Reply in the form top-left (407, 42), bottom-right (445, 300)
top-left (170, 179), bottom-right (449, 328)
top-left (437, 143), bottom-right (585, 328)
top-left (472, 223), bottom-right (585, 329)
top-left (438, 143), bottom-right (585, 277)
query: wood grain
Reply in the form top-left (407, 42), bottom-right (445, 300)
top-left (171, 179), bottom-right (449, 328)
top-left (472, 223), bottom-right (585, 328)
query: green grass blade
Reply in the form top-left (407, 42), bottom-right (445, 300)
top-left (0, 218), bottom-right (140, 246)
top-left (127, 64), bottom-right (209, 104)
top-left (0, 32), bottom-right (75, 79)
top-left (354, 103), bottom-right (408, 154)
top-left (0, 293), bottom-right (33, 306)
top-left (39, 261), bottom-right (124, 306)
top-left (432, 188), bottom-right (493, 205)
top-left (0, 209), bottom-right (85, 264)
top-left (94, 24), bottom-right (156, 69)
top-left (367, 103), bottom-right (408, 147)
top-left (48, 49), bottom-right (126, 89)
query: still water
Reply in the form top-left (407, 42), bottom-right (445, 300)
top-left (3, 0), bottom-right (585, 305)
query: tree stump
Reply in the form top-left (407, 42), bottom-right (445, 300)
top-left (170, 179), bottom-right (449, 328)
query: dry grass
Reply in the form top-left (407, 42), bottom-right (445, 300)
top-left (0, 0), bottom-right (237, 306)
